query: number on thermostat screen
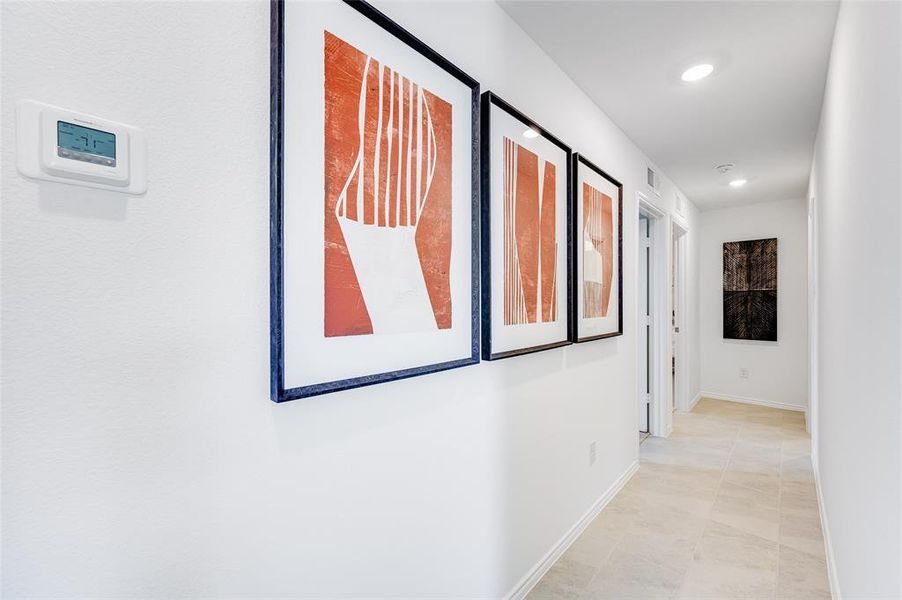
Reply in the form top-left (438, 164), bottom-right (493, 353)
top-left (57, 121), bottom-right (116, 159)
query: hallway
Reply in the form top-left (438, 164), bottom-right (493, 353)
top-left (530, 399), bottom-right (828, 599)
top-left (3, 1), bottom-right (900, 596)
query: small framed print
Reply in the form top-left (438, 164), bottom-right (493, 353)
top-left (571, 154), bottom-right (623, 342)
top-left (270, 0), bottom-right (481, 401)
top-left (481, 92), bottom-right (572, 360)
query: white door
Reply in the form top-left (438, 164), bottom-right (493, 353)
top-left (638, 216), bottom-right (651, 433)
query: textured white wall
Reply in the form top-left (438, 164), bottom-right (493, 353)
top-left (699, 198), bottom-right (808, 410)
top-left (808, 1), bottom-right (902, 596)
top-left (1, 1), bottom-right (698, 597)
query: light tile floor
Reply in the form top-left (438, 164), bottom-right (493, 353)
top-left (528, 398), bottom-right (830, 599)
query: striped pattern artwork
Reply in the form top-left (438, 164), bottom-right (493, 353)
top-left (723, 238), bottom-right (777, 341)
top-left (503, 137), bottom-right (558, 326)
top-left (332, 56), bottom-right (437, 227)
top-left (323, 31), bottom-right (453, 337)
top-left (582, 183), bottom-right (614, 318)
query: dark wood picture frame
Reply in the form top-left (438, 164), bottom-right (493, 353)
top-left (270, 0), bottom-right (481, 402)
top-left (480, 92), bottom-right (573, 361)
top-left (570, 153), bottom-right (624, 343)
top-left (723, 237), bottom-right (778, 342)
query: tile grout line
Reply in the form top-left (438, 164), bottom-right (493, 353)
top-left (577, 454), bottom-right (652, 597)
top-left (578, 520), bottom-right (627, 598)
top-left (537, 402), bottom-right (817, 600)
top-left (673, 410), bottom-right (738, 599)
top-left (776, 417), bottom-right (786, 599)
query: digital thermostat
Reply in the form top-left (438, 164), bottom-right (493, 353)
top-left (16, 100), bottom-right (146, 194)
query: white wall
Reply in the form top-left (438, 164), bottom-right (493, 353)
top-left (0, 1), bottom-right (699, 597)
top-left (698, 198), bottom-right (808, 411)
top-left (808, 1), bottom-right (902, 597)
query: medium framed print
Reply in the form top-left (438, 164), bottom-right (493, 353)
top-left (723, 238), bottom-right (777, 341)
top-left (480, 92), bottom-right (572, 360)
top-left (571, 154), bottom-right (623, 342)
top-left (271, 0), bottom-right (480, 401)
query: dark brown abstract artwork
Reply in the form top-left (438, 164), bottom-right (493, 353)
top-left (723, 238), bottom-right (777, 341)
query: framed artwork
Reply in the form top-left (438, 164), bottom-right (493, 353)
top-left (571, 154), bottom-right (623, 342)
top-left (480, 92), bottom-right (572, 360)
top-left (723, 238), bottom-right (778, 341)
top-left (270, 0), bottom-right (480, 401)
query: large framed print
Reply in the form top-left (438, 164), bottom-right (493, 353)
top-left (571, 154), bottom-right (623, 342)
top-left (271, 0), bottom-right (480, 401)
top-left (481, 93), bottom-right (572, 360)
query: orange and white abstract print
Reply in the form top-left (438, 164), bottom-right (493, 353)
top-left (582, 183), bottom-right (614, 318)
top-left (502, 137), bottom-right (558, 326)
top-left (323, 32), bottom-right (453, 337)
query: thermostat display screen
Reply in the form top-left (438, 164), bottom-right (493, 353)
top-left (57, 121), bottom-right (116, 164)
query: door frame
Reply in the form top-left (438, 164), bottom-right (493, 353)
top-left (638, 213), bottom-right (651, 434)
top-left (671, 219), bottom-right (689, 414)
top-left (637, 193), bottom-right (671, 437)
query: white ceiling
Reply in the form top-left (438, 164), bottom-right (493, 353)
top-left (499, 0), bottom-right (839, 211)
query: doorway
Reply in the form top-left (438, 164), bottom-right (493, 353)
top-left (671, 221), bottom-right (688, 413)
top-left (639, 214), bottom-right (651, 435)
top-left (638, 195), bottom-right (671, 438)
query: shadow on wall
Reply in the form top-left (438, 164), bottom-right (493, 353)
top-left (38, 181), bottom-right (130, 221)
top-left (722, 339), bottom-right (779, 348)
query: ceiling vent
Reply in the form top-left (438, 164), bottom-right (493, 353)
top-left (646, 166), bottom-right (659, 192)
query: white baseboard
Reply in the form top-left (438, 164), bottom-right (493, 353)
top-left (657, 423), bottom-right (673, 438)
top-left (505, 460), bottom-right (640, 600)
top-left (688, 392), bottom-right (702, 411)
top-left (698, 391), bottom-right (806, 413)
top-left (812, 453), bottom-right (841, 599)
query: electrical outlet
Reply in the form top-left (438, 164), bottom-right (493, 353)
top-left (740, 368), bottom-right (749, 379)
top-left (589, 441), bottom-right (597, 466)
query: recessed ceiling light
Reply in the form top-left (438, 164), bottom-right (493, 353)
top-left (681, 63), bottom-right (714, 82)
top-left (522, 127), bottom-right (540, 139)
top-left (729, 179), bottom-right (747, 188)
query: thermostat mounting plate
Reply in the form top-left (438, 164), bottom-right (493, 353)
top-left (16, 100), bottom-right (146, 194)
